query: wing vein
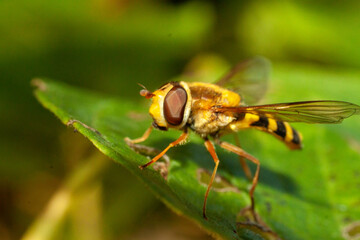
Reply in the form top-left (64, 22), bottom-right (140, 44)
top-left (213, 101), bottom-right (360, 124)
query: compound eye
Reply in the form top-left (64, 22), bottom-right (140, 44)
top-left (163, 86), bottom-right (187, 125)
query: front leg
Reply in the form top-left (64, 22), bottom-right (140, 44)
top-left (125, 126), bottom-right (172, 179)
top-left (124, 126), bottom-right (153, 144)
top-left (139, 130), bottom-right (189, 169)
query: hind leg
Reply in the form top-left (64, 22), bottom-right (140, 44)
top-left (216, 139), bottom-right (260, 221)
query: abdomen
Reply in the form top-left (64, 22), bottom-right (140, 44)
top-left (227, 113), bottom-right (302, 150)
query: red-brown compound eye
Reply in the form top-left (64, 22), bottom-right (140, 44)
top-left (163, 86), bottom-right (187, 125)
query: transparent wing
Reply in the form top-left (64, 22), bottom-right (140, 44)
top-left (215, 56), bottom-right (271, 105)
top-left (214, 101), bottom-right (360, 124)
top-left (182, 56), bottom-right (271, 105)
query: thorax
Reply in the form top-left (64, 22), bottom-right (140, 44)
top-left (186, 82), bottom-right (242, 136)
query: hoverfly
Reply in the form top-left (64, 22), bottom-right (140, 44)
top-left (126, 57), bottom-right (360, 220)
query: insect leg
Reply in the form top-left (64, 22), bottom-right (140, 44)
top-left (216, 140), bottom-right (260, 219)
top-left (203, 139), bottom-right (220, 220)
top-left (139, 131), bottom-right (188, 169)
top-left (125, 126), bottom-right (153, 144)
top-left (234, 134), bottom-right (252, 180)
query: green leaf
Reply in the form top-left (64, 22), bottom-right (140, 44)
top-left (33, 63), bottom-right (360, 239)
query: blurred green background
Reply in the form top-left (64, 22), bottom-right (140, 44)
top-left (1, 0), bottom-right (360, 239)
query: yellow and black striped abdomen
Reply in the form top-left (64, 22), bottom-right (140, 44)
top-left (227, 113), bottom-right (302, 150)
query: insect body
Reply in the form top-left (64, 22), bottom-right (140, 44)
top-left (187, 81), bottom-right (302, 150)
top-left (128, 58), bottom-right (360, 220)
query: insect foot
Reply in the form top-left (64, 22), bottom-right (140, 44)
top-left (124, 137), bottom-right (170, 179)
top-left (237, 207), bottom-right (281, 240)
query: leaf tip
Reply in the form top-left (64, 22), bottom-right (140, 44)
top-left (31, 78), bottom-right (48, 91)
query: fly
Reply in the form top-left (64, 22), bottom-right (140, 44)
top-left (126, 57), bottom-right (360, 220)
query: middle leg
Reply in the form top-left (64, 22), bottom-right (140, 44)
top-left (203, 138), bottom-right (220, 220)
